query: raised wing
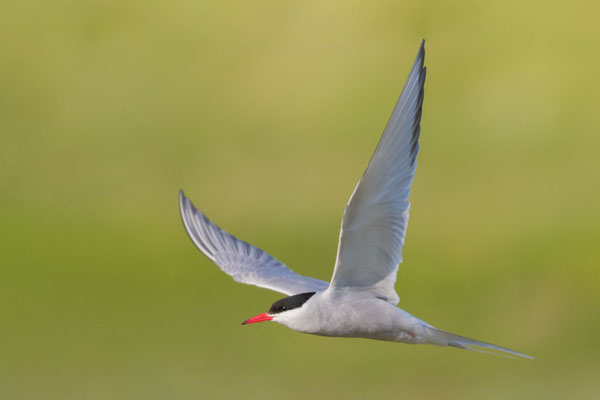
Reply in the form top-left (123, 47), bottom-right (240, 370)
top-left (179, 190), bottom-right (329, 296)
top-left (328, 41), bottom-right (426, 304)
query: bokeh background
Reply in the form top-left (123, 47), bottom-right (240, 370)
top-left (2, 1), bottom-right (599, 399)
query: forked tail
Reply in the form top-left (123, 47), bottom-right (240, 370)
top-left (423, 326), bottom-right (533, 359)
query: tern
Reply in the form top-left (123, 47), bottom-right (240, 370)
top-left (179, 41), bottom-right (532, 359)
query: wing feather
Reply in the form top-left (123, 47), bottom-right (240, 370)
top-left (328, 41), bottom-right (426, 304)
top-left (179, 190), bottom-right (329, 295)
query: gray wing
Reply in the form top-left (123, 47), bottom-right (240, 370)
top-left (328, 41), bottom-right (426, 304)
top-left (179, 190), bottom-right (329, 296)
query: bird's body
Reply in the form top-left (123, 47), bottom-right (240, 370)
top-left (179, 41), bottom-right (532, 359)
top-left (274, 290), bottom-right (427, 343)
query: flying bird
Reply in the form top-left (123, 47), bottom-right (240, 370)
top-left (179, 41), bottom-right (532, 359)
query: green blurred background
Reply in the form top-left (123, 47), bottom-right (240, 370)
top-left (2, 0), bottom-right (599, 399)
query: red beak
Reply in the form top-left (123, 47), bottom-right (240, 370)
top-left (241, 312), bottom-right (273, 325)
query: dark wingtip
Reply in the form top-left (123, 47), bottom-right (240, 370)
top-left (414, 39), bottom-right (426, 71)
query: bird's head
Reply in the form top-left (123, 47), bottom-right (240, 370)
top-left (241, 292), bottom-right (316, 325)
